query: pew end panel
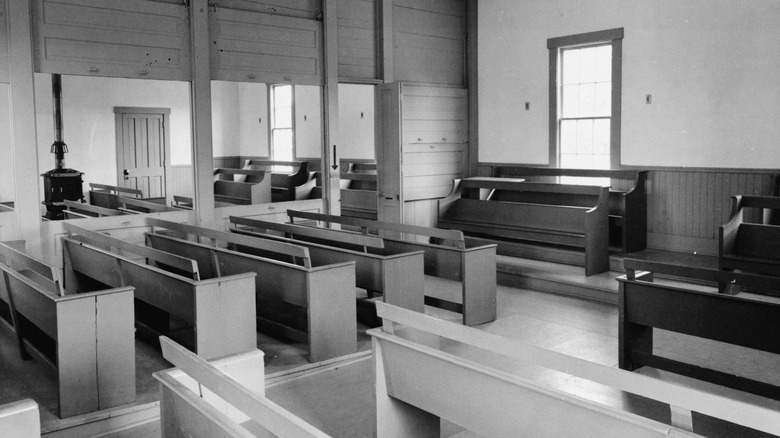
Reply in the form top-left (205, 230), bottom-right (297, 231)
top-left (720, 195), bottom-right (780, 276)
top-left (1, 261), bottom-right (136, 418)
top-left (155, 336), bottom-right (331, 438)
top-left (0, 399), bottom-right (40, 438)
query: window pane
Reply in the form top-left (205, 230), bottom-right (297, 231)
top-left (560, 154), bottom-right (577, 168)
top-left (579, 47), bottom-right (597, 84)
top-left (562, 84), bottom-right (580, 118)
top-left (593, 119), bottom-right (610, 155)
top-left (578, 83), bottom-right (596, 116)
top-left (592, 154), bottom-right (610, 170)
top-left (562, 49), bottom-right (580, 85)
top-left (273, 85), bottom-right (292, 128)
top-left (595, 82), bottom-right (611, 117)
top-left (595, 45), bottom-right (612, 82)
top-left (272, 129), bottom-right (293, 161)
top-left (560, 120), bottom-right (577, 154)
top-left (576, 119), bottom-right (594, 154)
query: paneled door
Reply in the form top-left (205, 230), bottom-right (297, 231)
top-left (114, 107), bottom-right (170, 200)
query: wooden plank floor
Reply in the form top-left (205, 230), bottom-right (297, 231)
top-left (1, 263), bottom-right (779, 437)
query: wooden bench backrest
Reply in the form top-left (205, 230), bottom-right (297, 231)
top-left (214, 168), bottom-right (267, 181)
top-left (0, 242), bottom-right (63, 296)
top-left (340, 172), bottom-right (377, 191)
top-left (147, 218), bottom-right (312, 268)
top-left (287, 209), bottom-right (465, 249)
top-left (64, 200), bottom-right (124, 217)
top-left (117, 196), bottom-right (177, 213)
top-left (734, 224), bottom-right (780, 261)
top-left (63, 223), bottom-right (200, 280)
top-left (494, 167), bottom-right (645, 187)
top-left (89, 183), bottom-right (143, 198)
top-left (159, 337), bottom-right (331, 438)
top-left (230, 216), bottom-right (384, 250)
top-left (373, 302), bottom-right (780, 437)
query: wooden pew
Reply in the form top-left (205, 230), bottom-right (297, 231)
top-left (229, 215), bottom-right (426, 315)
top-left (154, 337), bottom-right (330, 438)
top-left (618, 272), bottom-right (780, 401)
top-left (0, 203), bottom-right (15, 213)
top-left (116, 195), bottom-right (179, 214)
top-left (340, 172), bottom-right (378, 220)
top-left (172, 195), bottom-right (193, 210)
top-left (213, 168), bottom-right (272, 205)
top-left (287, 210), bottom-right (497, 326)
top-left (0, 242), bottom-right (135, 418)
top-left (492, 167), bottom-right (648, 253)
top-left (720, 195), bottom-right (780, 276)
top-left (243, 160), bottom-right (316, 202)
top-left (62, 200), bottom-right (126, 219)
top-left (60, 223), bottom-right (257, 360)
top-left (0, 399), bottom-right (40, 438)
top-left (438, 177), bottom-right (610, 276)
top-left (89, 183), bottom-right (166, 209)
top-left (144, 218), bottom-right (357, 362)
top-left (371, 302), bottom-right (780, 437)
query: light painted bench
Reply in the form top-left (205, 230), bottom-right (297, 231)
top-left (60, 223), bottom-right (257, 360)
top-left (0, 399), bottom-right (40, 438)
top-left (62, 199), bottom-right (126, 219)
top-left (154, 337), bottom-right (330, 438)
top-left (370, 302), bottom-right (780, 437)
top-left (287, 210), bottom-right (497, 326)
top-left (0, 242), bottom-right (135, 418)
top-left (340, 172), bottom-right (377, 220)
top-left (229, 215), bottom-right (425, 316)
top-left (145, 218), bottom-right (357, 362)
top-left (243, 160), bottom-right (316, 202)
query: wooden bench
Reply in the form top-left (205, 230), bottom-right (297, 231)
top-left (144, 218), bottom-right (357, 362)
top-left (371, 302), bottom-right (780, 437)
top-left (60, 223), bottom-right (257, 360)
top-left (287, 210), bottom-right (497, 326)
top-left (492, 167), bottom-right (648, 253)
top-left (618, 273), bottom-right (780, 401)
top-left (172, 195), bottom-right (194, 210)
top-left (243, 160), bottom-right (316, 202)
top-left (88, 183), bottom-right (166, 209)
top-left (340, 172), bottom-right (378, 220)
top-left (0, 242), bottom-right (135, 418)
top-left (62, 200), bottom-right (126, 219)
top-left (0, 399), bottom-right (40, 438)
top-left (213, 168), bottom-right (272, 205)
top-left (438, 177), bottom-right (610, 276)
top-left (720, 195), bottom-right (780, 276)
top-left (154, 337), bottom-right (330, 438)
top-left (229, 215), bottom-right (426, 316)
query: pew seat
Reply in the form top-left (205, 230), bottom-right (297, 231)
top-left (720, 195), bottom-right (780, 277)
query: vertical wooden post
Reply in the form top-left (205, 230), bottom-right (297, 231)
top-left (189, 0), bottom-right (215, 227)
top-left (8, 0), bottom-right (42, 255)
top-left (466, 0), bottom-right (478, 177)
top-left (322, 0), bottom-right (341, 216)
top-left (378, 0), bottom-right (393, 83)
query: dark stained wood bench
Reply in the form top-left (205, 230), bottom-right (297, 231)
top-left (243, 160), bottom-right (316, 202)
top-left (618, 272), bottom-right (780, 402)
top-left (60, 223), bottom-right (257, 360)
top-left (213, 168), bottom-right (272, 205)
top-left (339, 172), bottom-right (377, 220)
top-left (0, 242), bottom-right (135, 418)
top-left (492, 167), bottom-right (648, 253)
top-left (438, 177), bottom-right (610, 276)
top-left (371, 302), bottom-right (780, 437)
top-left (155, 337), bottom-right (331, 438)
top-left (145, 218), bottom-right (357, 362)
top-left (287, 210), bottom-right (497, 326)
top-left (720, 195), bottom-right (780, 276)
top-left (229, 215), bottom-right (426, 316)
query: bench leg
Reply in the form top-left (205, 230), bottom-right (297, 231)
top-left (618, 281), bottom-right (652, 371)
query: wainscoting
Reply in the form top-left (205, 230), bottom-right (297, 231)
top-left (168, 165), bottom-right (194, 199)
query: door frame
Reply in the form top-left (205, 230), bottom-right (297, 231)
top-left (114, 107), bottom-right (172, 201)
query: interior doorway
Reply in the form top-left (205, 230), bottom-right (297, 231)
top-left (114, 107), bottom-right (171, 201)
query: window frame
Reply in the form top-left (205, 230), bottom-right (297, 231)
top-left (548, 28), bottom-right (623, 169)
top-left (269, 83), bottom-right (295, 161)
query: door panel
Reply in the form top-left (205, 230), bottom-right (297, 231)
top-left (117, 112), bottom-right (167, 199)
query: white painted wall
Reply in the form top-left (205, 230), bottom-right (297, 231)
top-left (338, 84), bottom-right (375, 160)
top-left (479, 0), bottom-right (780, 168)
top-left (211, 81), bottom-right (241, 158)
top-left (238, 82), bottom-right (269, 158)
top-left (294, 85), bottom-right (323, 159)
top-left (34, 74), bottom-right (193, 196)
top-left (0, 83), bottom-right (14, 203)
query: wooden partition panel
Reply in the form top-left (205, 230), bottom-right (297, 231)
top-left (32, 0), bottom-right (190, 80)
top-left (0, 0), bottom-right (8, 82)
top-left (337, 0), bottom-right (377, 80)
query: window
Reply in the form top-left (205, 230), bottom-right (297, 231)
top-left (270, 84), bottom-right (294, 161)
top-left (549, 29), bottom-right (623, 169)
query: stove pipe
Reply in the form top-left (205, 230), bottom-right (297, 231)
top-left (41, 74), bottom-right (84, 220)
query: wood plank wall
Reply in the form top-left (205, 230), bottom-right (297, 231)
top-left (647, 170), bottom-right (778, 254)
top-left (0, 0), bottom-right (8, 82)
top-left (215, 0), bottom-right (320, 18)
top-left (337, 0), bottom-right (376, 80)
top-left (168, 165), bottom-right (194, 199)
top-left (392, 0), bottom-right (465, 86)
